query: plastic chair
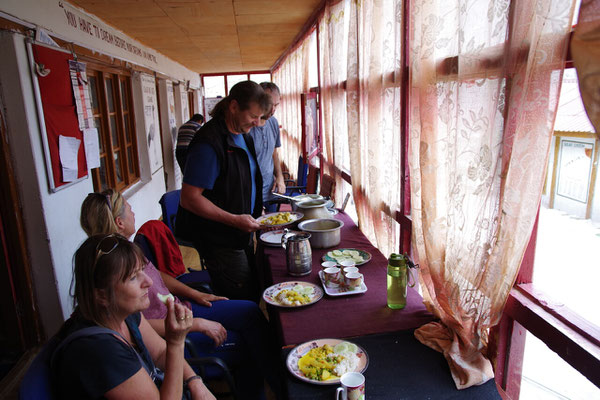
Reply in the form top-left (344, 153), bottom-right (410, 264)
top-left (19, 343), bottom-right (57, 400)
top-left (19, 338), bottom-right (237, 400)
top-left (159, 190), bottom-right (196, 249)
top-left (282, 155), bottom-right (309, 196)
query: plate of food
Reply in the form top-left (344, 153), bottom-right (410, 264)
top-left (322, 248), bottom-right (372, 266)
top-left (286, 338), bottom-right (369, 385)
top-left (259, 229), bottom-right (301, 247)
top-left (257, 211), bottom-right (303, 228)
top-left (262, 281), bottom-right (323, 308)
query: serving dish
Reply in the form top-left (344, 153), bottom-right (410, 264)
top-left (286, 338), bottom-right (369, 385)
top-left (259, 229), bottom-right (301, 247)
top-left (297, 218), bottom-right (344, 248)
top-left (322, 248), bottom-right (372, 266)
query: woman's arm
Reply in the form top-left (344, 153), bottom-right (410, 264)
top-left (159, 271), bottom-right (227, 307)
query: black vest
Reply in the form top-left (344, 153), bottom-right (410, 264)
top-left (176, 117), bottom-right (263, 248)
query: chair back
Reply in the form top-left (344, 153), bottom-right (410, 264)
top-left (320, 173), bottom-right (336, 199)
top-left (296, 156), bottom-right (308, 187)
top-left (19, 341), bottom-right (59, 400)
top-left (159, 190), bottom-right (181, 234)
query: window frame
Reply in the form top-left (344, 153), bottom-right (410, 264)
top-left (86, 64), bottom-right (139, 192)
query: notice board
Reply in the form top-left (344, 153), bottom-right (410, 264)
top-left (29, 42), bottom-right (88, 191)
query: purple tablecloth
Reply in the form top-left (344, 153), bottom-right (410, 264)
top-left (259, 211), bottom-right (434, 346)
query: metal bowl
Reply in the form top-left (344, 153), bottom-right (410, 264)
top-left (297, 218), bottom-right (344, 249)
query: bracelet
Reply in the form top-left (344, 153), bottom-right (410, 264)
top-left (184, 375), bottom-right (203, 386)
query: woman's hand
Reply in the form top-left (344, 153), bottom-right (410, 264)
top-left (192, 318), bottom-right (227, 347)
top-left (164, 298), bottom-right (193, 346)
top-left (193, 291), bottom-right (228, 307)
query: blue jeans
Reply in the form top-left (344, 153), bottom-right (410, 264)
top-left (184, 299), bottom-right (281, 400)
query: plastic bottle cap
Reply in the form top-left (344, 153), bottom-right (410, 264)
top-left (388, 253), bottom-right (406, 267)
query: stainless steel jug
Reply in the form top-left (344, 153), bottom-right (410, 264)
top-left (281, 229), bottom-right (312, 276)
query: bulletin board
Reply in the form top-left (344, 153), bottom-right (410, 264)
top-left (27, 41), bottom-right (88, 192)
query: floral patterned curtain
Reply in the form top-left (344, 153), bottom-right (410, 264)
top-left (273, 34), bottom-right (314, 179)
top-left (320, 0), bottom-right (404, 256)
top-left (409, 0), bottom-right (576, 389)
top-left (572, 0), bottom-right (600, 138)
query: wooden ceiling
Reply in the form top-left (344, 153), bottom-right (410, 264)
top-left (70, 0), bottom-right (321, 74)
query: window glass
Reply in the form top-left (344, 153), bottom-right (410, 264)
top-left (250, 73), bottom-right (271, 83)
top-left (535, 68), bottom-right (598, 329)
top-left (226, 74), bottom-right (248, 93)
top-left (120, 80), bottom-right (128, 111)
top-left (114, 151), bottom-right (122, 182)
top-left (89, 76), bottom-right (99, 112)
top-left (105, 78), bottom-right (115, 112)
top-left (203, 76), bottom-right (226, 97)
top-left (110, 115), bottom-right (119, 146)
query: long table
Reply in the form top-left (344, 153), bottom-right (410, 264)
top-left (258, 211), bottom-right (434, 347)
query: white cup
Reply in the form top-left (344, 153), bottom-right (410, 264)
top-left (323, 267), bottom-right (342, 288)
top-left (339, 260), bottom-right (356, 268)
top-left (336, 371), bottom-right (365, 400)
top-left (344, 272), bottom-right (364, 290)
top-left (321, 261), bottom-right (338, 269)
top-left (342, 266), bottom-right (359, 276)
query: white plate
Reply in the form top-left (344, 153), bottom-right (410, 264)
top-left (257, 211), bottom-right (303, 227)
top-left (318, 270), bottom-right (367, 296)
top-left (259, 229), bottom-right (301, 247)
top-left (262, 281), bottom-right (323, 308)
top-left (286, 338), bottom-right (369, 385)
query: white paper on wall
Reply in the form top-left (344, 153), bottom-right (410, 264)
top-left (83, 127), bottom-right (101, 169)
top-left (59, 135), bottom-right (81, 182)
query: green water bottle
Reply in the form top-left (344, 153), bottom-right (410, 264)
top-left (387, 253), bottom-right (408, 309)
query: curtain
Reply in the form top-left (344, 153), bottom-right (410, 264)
top-left (273, 34), bottom-right (314, 179)
top-left (320, 0), bottom-right (404, 256)
top-left (409, 0), bottom-right (576, 389)
top-left (572, 0), bottom-right (600, 138)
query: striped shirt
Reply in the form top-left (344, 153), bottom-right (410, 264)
top-left (175, 119), bottom-right (202, 149)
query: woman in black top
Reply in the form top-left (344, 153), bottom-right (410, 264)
top-left (53, 234), bottom-right (215, 399)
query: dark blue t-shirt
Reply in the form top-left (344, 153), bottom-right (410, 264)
top-left (184, 133), bottom-right (258, 212)
top-left (55, 312), bottom-right (152, 399)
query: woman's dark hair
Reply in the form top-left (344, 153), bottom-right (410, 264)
top-left (210, 80), bottom-right (271, 118)
top-left (71, 234), bottom-right (145, 325)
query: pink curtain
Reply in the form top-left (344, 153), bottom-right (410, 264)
top-left (572, 0), bottom-right (600, 138)
top-left (320, 0), bottom-right (404, 255)
top-left (409, 0), bottom-right (576, 389)
top-left (273, 34), bottom-right (314, 179)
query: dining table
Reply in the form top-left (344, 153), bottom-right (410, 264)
top-left (258, 210), bottom-right (434, 347)
top-left (257, 210), bottom-right (500, 399)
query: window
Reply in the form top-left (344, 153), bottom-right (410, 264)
top-left (87, 66), bottom-right (139, 192)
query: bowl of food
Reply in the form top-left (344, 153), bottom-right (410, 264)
top-left (297, 218), bottom-right (344, 249)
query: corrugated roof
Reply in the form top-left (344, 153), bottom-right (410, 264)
top-left (554, 69), bottom-right (596, 133)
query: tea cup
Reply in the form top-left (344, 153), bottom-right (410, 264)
top-left (339, 260), bottom-right (356, 268)
top-left (344, 271), bottom-right (364, 290)
top-left (342, 266), bottom-right (359, 276)
top-left (336, 372), bottom-right (365, 400)
top-left (323, 267), bottom-right (342, 288)
top-left (321, 261), bottom-right (338, 269)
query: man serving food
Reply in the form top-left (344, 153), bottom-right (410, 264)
top-left (176, 81), bottom-right (271, 302)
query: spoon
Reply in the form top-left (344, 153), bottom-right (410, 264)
top-left (272, 192), bottom-right (296, 201)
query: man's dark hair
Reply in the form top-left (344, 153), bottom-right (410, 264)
top-left (210, 81), bottom-right (271, 118)
top-left (260, 82), bottom-right (280, 95)
top-left (191, 114), bottom-right (204, 123)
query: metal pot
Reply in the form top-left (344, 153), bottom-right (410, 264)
top-left (295, 199), bottom-right (331, 221)
top-left (297, 218), bottom-right (344, 249)
top-left (281, 230), bottom-right (312, 276)
top-left (290, 194), bottom-right (325, 211)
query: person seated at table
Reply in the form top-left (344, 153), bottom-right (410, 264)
top-left (52, 233), bottom-right (214, 399)
top-left (81, 190), bottom-right (282, 399)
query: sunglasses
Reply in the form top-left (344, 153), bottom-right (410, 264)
top-left (93, 234), bottom-right (120, 268)
top-left (89, 192), bottom-right (112, 211)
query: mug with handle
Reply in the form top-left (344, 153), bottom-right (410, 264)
top-left (336, 372), bottom-right (365, 400)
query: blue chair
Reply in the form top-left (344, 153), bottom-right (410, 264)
top-left (283, 155), bottom-right (309, 196)
top-left (159, 190), bottom-right (194, 247)
top-left (19, 338), bottom-right (237, 400)
top-left (19, 342), bottom-right (58, 400)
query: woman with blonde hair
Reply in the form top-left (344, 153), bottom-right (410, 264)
top-left (80, 190), bottom-right (281, 399)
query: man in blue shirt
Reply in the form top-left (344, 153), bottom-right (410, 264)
top-left (176, 81), bottom-right (271, 301)
top-left (250, 82), bottom-right (285, 211)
